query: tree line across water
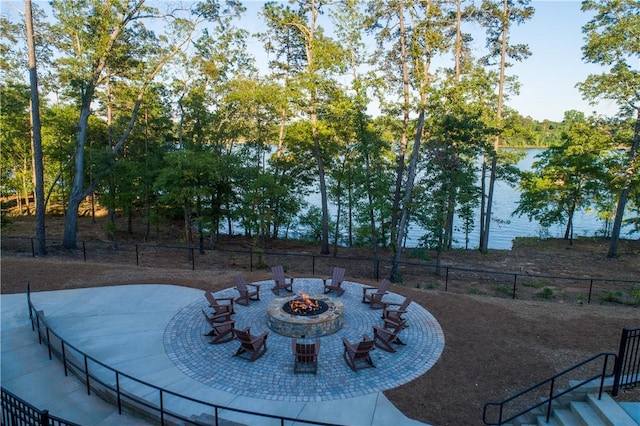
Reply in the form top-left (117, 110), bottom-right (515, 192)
top-left (1, 0), bottom-right (638, 281)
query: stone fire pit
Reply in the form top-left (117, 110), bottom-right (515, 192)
top-left (267, 294), bottom-right (344, 338)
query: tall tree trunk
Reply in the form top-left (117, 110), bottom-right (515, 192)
top-left (390, 0), bottom-right (410, 249)
top-left (25, 0), bottom-right (46, 255)
top-left (480, 0), bottom-right (508, 253)
top-left (607, 110), bottom-right (640, 258)
top-left (391, 109), bottom-right (425, 282)
top-left (63, 94), bottom-right (93, 249)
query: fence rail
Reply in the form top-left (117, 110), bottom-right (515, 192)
top-left (4, 235), bottom-right (639, 306)
top-left (613, 327), bottom-right (640, 395)
top-left (482, 352), bottom-right (617, 425)
top-left (25, 283), bottom-right (343, 426)
top-left (1, 387), bottom-right (81, 426)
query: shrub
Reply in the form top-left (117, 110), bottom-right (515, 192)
top-left (537, 287), bottom-right (554, 299)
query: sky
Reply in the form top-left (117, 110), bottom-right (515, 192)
top-left (241, 0), bottom-right (619, 122)
top-left (3, 0), bottom-right (620, 122)
top-left (502, 1), bottom-right (618, 121)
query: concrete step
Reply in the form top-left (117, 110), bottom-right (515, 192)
top-left (553, 407), bottom-right (585, 425)
top-left (587, 393), bottom-right (638, 426)
top-left (536, 414), bottom-right (560, 425)
top-left (569, 401), bottom-right (606, 425)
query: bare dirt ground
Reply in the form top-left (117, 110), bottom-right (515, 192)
top-left (1, 215), bottom-right (639, 425)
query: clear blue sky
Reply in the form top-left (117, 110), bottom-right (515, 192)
top-left (488, 1), bottom-right (618, 121)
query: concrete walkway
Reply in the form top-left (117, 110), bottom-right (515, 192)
top-left (2, 282), bottom-right (443, 426)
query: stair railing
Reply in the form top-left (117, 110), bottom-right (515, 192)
top-left (482, 352), bottom-right (617, 426)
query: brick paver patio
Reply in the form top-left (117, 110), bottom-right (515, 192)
top-left (164, 278), bottom-right (445, 402)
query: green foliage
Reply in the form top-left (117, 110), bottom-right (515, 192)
top-left (424, 282), bottom-right (440, 290)
top-left (537, 287), bottom-right (554, 299)
top-left (491, 284), bottom-right (512, 296)
top-left (513, 112), bottom-right (616, 240)
top-left (522, 279), bottom-right (549, 289)
top-left (409, 248), bottom-right (431, 261)
top-left (252, 248), bottom-right (268, 269)
top-left (468, 285), bottom-right (482, 295)
top-left (297, 206), bottom-right (323, 242)
top-left (600, 290), bottom-right (624, 305)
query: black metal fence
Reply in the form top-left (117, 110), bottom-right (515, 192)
top-left (24, 284), bottom-right (342, 426)
top-left (483, 325), bottom-right (640, 425)
top-left (613, 327), bottom-right (640, 395)
top-left (1, 387), bottom-right (80, 426)
top-left (482, 352), bottom-right (617, 425)
top-left (3, 235), bottom-right (639, 306)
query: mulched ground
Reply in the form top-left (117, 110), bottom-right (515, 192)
top-left (1, 216), bottom-right (639, 425)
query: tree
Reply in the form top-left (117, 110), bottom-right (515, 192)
top-left (514, 111), bottom-right (614, 242)
top-left (25, 0), bottom-right (46, 255)
top-left (578, 0), bottom-right (640, 258)
top-left (473, 0), bottom-right (534, 252)
top-left (366, 0), bottom-right (416, 251)
top-left (49, 0), bottom-right (211, 248)
top-left (283, 0), bottom-right (347, 255)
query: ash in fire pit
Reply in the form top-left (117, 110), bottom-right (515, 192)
top-left (283, 292), bottom-right (329, 316)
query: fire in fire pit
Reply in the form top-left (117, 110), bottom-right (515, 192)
top-left (283, 292), bottom-right (329, 316)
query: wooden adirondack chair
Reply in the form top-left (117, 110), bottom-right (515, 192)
top-left (342, 334), bottom-right (376, 371)
top-left (234, 275), bottom-right (261, 306)
top-left (204, 291), bottom-right (235, 320)
top-left (202, 310), bottom-right (236, 344)
top-left (271, 265), bottom-right (294, 295)
top-left (372, 323), bottom-right (406, 353)
top-left (323, 267), bottom-right (346, 296)
top-left (362, 279), bottom-right (391, 309)
top-left (233, 327), bottom-right (268, 361)
top-left (292, 339), bottom-right (320, 374)
top-left (381, 296), bottom-right (411, 329)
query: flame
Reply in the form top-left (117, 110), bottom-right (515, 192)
top-left (288, 291), bottom-right (320, 314)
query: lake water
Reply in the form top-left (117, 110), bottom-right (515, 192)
top-left (404, 148), bottom-right (637, 249)
top-left (297, 148), bottom-right (636, 250)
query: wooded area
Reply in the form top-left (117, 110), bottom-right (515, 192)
top-left (1, 0), bottom-right (638, 277)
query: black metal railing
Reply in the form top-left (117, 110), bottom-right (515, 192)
top-left (4, 235), bottom-right (639, 306)
top-left (1, 387), bottom-right (81, 426)
top-left (482, 352), bottom-right (617, 426)
top-left (613, 326), bottom-right (640, 395)
top-left (25, 283), bottom-right (343, 426)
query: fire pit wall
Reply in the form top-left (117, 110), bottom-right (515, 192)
top-left (267, 295), bottom-right (344, 338)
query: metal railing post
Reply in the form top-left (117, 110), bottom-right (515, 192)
top-left (84, 356), bottom-right (91, 395)
top-left (588, 279), bottom-right (593, 304)
top-left (546, 379), bottom-right (555, 423)
top-left (512, 274), bottom-right (518, 299)
top-left (82, 241), bottom-right (86, 261)
top-left (116, 373), bottom-right (122, 414)
top-left (39, 409), bottom-right (50, 425)
top-left (445, 267), bottom-right (449, 292)
top-left (62, 342), bottom-right (68, 376)
top-left (612, 328), bottom-right (629, 396)
top-left (136, 244), bottom-right (139, 266)
top-left (46, 328), bottom-right (52, 359)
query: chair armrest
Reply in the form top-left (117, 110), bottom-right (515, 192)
top-left (247, 283), bottom-right (261, 289)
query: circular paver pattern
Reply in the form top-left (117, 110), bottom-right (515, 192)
top-left (164, 278), bottom-right (444, 402)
